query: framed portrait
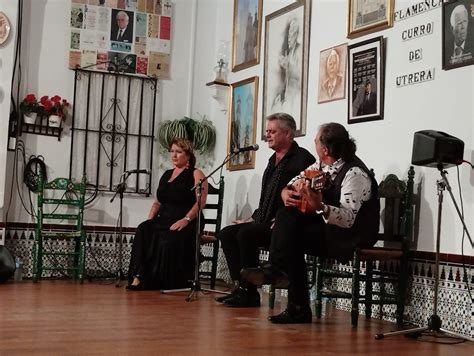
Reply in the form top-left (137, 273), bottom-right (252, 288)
top-left (347, 36), bottom-right (384, 124)
top-left (262, 0), bottom-right (311, 139)
top-left (232, 0), bottom-right (263, 72)
top-left (227, 76), bottom-right (259, 171)
top-left (318, 44), bottom-right (347, 103)
top-left (442, 0), bottom-right (474, 71)
top-left (347, 0), bottom-right (394, 38)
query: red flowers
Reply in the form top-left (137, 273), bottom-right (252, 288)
top-left (40, 95), bottom-right (70, 118)
top-left (20, 93), bottom-right (40, 113)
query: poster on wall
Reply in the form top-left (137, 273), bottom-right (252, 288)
top-left (442, 0), bottom-right (474, 71)
top-left (347, 36), bottom-right (384, 124)
top-left (69, 0), bottom-right (172, 78)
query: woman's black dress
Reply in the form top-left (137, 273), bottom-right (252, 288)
top-left (128, 168), bottom-right (198, 289)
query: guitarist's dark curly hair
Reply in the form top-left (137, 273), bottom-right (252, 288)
top-left (318, 122), bottom-right (356, 162)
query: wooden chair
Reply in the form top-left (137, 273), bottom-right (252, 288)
top-left (32, 177), bottom-right (87, 282)
top-left (199, 176), bottom-right (224, 289)
top-left (315, 166), bottom-right (415, 327)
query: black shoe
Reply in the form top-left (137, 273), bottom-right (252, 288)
top-left (223, 287), bottom-right (260, 308)
top-left (268, 304), bottom-right (312, 324)
top-left (240, 264), bottom-right (289, 288)
top-left (125, 283), bottom-right (144, 291)
top-left (215, 289), bottom-right (238, 303)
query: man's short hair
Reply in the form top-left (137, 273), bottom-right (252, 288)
top-left (450, 4), bottom-right (468, 28)
top-left (266, 112), bottom-right (296, 138)
top-left (117, 11), bottom-right (129, 21)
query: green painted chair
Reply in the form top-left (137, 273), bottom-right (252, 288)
top-left (315, 167), bottom-right (415, 327)
top-left (32, 177), bottom-right (87, 282)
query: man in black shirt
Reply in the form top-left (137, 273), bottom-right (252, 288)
top-left (242, 122), bottom-right (379, 322)
top-left (217, 113), bottom-right (315, 307)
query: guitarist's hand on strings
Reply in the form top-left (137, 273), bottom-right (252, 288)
top-left (281, 185), bottom-right (303, 208)
top-left (301, 180), bottom-right (324, 212)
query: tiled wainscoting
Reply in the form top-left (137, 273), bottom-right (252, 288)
top-left (2, 226), bottom-right (472, 338)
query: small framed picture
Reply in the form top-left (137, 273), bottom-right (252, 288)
top-left (347, 36), bottom-right (384, 124)
top-left (227, 76), bottom-right (259, 171)
top-left (262, 0), bottom-right (311, 140)
top-left (347, 0), bottom-right (394, 38)
top-left (232, 0), bottom-right (263, 72)
top-left (318, 44), bottom-right (347, 103)
top-left (442, 0), bottom-right (474, 71)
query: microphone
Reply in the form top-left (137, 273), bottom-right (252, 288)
top-left (125, 169), bottom-right (151, 175)
top-left (233, 144), bottom-right (259, 154)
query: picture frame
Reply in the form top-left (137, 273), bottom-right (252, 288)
top-left (442, 0), bottom-right (474, 71)
top-left (347, 36), bottom-right (384, 124)
top-left (232, 0), bottom-right (263, 72)
top-left (347, 0), bottom-right (394, 38)
top-left (227, 76), bottom-right (259, 171)
top-left (318, 43), bottom-right (347, 104)
top-left (262, 0), bottom-right (311, 139)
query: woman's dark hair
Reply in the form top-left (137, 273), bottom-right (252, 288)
top-left (169, 138), bottom-right (196, 169)
top-left (318, 122), bottom-right (356, 162)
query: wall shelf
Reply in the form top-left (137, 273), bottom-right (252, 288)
top-left (206, 80), bottom-right (230, 113)
top-left (21, 121), bottom-right (63, 141)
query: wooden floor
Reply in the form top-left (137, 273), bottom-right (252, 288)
top-left (0, 280), bottom-right (472, 355)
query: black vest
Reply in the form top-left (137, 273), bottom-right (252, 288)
top-left (322, 156), bottom-right (380, 257)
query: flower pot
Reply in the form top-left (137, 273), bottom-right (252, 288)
top-left (23, 112), bottom-right (37, 125)
top-left (48, 115), bottom-right (62, 127)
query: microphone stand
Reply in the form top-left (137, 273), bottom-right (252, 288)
top-left (376, 165), bottom-right (473, 342)
top-left (110, 172), bottom-right (130, 287)
top-left (162, 152), bottom-right (238, 301)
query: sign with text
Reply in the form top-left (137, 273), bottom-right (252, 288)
top-left (69, 0), bottom-right (172, 78)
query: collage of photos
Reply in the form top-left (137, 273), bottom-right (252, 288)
top-left (69, 0), bottom-right (172, 78)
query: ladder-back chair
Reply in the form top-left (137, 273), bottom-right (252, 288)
top-left (199, 176), bottom-right (225, 289)
top-left (315, 167), bottom-right (415, 327)
top-left (32, 177), bottom-right (87, 282)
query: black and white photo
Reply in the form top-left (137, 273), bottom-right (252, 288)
top-left (443, 0), bottom-right (474, 70)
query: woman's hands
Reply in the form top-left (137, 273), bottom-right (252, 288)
top-left (170, 218), bottom-right (191, 231)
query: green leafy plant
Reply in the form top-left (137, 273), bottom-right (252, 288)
top-left (158, 114), bottom-right (216, 154)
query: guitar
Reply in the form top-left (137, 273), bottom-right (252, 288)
top-left (297, 169), bottom-right (330, 214)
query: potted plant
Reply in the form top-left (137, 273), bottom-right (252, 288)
top-left (40, 95), bottom-right (70, 127)
top-left (158, 115), bottom-right (216, 154)
top-left (20, 94), bottom-right (41, 124)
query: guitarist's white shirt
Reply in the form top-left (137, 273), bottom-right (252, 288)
top-left (287, 158), bottom-right (372, 228)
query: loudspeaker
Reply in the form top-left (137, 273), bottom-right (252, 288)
top-left (0, 246), bottom-right (15, 283)
top-left (411, 130), bottom-right (464, 168)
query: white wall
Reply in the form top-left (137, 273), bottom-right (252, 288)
top-left (0, 0), bottom-right (19, 210)
top-left (1, 0), bottom-right (473, 256)
top-left (191, 0), bottom-right (474, 256)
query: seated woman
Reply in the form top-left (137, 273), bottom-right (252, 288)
top-left (127, 138), bottom-right (208, 290)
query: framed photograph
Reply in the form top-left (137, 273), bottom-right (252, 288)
top-left (227, 76), bottom-right (259, 171)
top-left (347, 0), bottom-right (394, 38)
top-left (347, 36), bottom-right (384, 124)
top-left (262, 0), bottom-right (311, 139)
top-left (318, 44), bottom-right (347, 103)
top-left (232, 0), bottom-right (263, 72)
top-left (442, 0), bottom-right (474, 71)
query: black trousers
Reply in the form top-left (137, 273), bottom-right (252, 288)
top-left (218, 222), bottom-right (273, 281)
top-left (269, 207), bottom-right (328, 307)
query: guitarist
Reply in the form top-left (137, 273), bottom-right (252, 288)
top-left (242, 122), bottom-right (379, 323)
